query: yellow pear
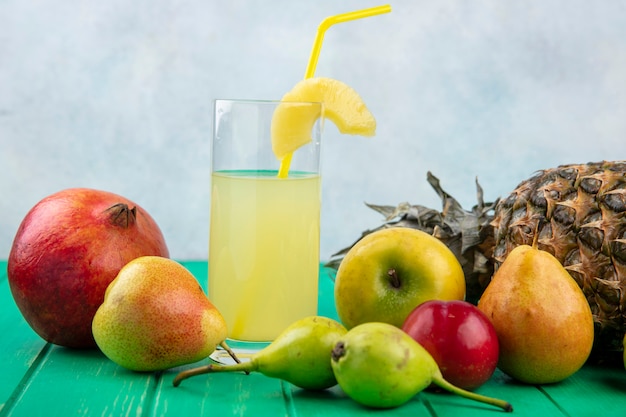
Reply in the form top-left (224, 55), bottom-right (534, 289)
top-left (93, 256), bottom-right (228, 371)
top-left (477, 243), bottom-right (594, 384)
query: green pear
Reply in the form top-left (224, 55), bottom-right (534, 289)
top-left (478, 242), bottom-right (594, 384)
top-left (173, 316), bottom-right (347, 390)
top-left (330, 322), bottom-right (512, 411)
top-left (92, 256), bottom-right (229, 372)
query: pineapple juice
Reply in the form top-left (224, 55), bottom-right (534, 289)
top-left (208, 170), bottom-right (321, 341)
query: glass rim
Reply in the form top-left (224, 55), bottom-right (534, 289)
top-left (214, 98), bottom-right (323, 105)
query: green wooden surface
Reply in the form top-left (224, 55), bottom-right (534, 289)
top-left (1, 260), bottom-right (625, 417)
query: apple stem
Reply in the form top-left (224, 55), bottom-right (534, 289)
top-left (387, 268), bottom-right (401, 288)
top-left (432, 371), bottom-right (513, 412)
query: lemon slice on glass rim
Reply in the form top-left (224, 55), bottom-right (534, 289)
top-left (270, 77), bottom-right (376, 161)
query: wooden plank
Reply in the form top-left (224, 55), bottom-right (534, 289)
top-left (153, 365), bottom-right (289, 416)
top-left (2, 346), bottom-right (157, 417)
top-left (285, 383), bottom-right (434, 416)
top-left (0, 262), bottom-right (48, 413)
top-left (419, 370), bottom-right (566, 417)
top-left (539, 363), bottom-right (626, 417)
top-left (281, 370), bottom-right (566, 417)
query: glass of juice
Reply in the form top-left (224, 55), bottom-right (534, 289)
top-left (209, 99), bottom-right (323, 346)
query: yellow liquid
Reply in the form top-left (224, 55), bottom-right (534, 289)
top-left (208, 170), bottom-right (320, 341)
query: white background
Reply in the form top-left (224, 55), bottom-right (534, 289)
top-left (1, 0), bottom-right (625, 261)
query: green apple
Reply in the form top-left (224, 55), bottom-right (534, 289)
top-left (334, 227), bottom-right (465, 329)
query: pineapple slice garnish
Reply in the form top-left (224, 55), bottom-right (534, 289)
top-left (271, 77), bottom-right (376, 160)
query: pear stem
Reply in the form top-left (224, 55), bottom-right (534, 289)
top-left (531, 218), bottom-right (545, 249)
top-left (220, 341), bottom-right (241, 364)
top-left (173, 360), bottom-right (257, 387)
top-left (432, 372), bottom-right (513, 412)
top-left (172, 341), bottom-right (250, 387)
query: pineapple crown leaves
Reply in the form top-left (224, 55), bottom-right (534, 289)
top-left (325, 172), bottom-right (500, 284)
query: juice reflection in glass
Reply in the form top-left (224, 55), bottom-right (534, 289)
top-left (209, 100), bottom-right (322, 343)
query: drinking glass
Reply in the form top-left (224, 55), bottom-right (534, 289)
top-left (208, 99), bottom-right (323, 345)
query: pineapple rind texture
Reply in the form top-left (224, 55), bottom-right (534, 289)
top-left (492, 161), bottom-right (626, 352)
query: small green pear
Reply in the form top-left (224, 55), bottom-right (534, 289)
top-left (330, 322), bottom-right (512, 411)
top-left (478, 242), bottom-right (594, 384)
top-left (173, 316), bottom-right (347, 390)
top-left (92, 256), bottom-right (229, 372)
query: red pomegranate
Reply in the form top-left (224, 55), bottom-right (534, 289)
top-left (7, 188), bottom-right (169, 348)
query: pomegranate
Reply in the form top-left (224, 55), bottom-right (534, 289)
top-left (7, 188), bottom-right (169, 348)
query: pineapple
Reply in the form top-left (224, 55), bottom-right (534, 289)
top-left (327, 161), bottom-right (626, 353)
